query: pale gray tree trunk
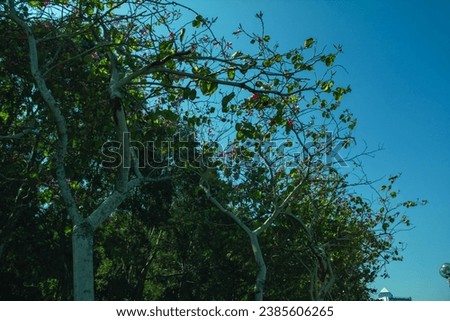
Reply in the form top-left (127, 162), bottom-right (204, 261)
top-left (201, 182), bottom-right (271, 300)
top-left (72, 221), bottom-right (95, 300)
top-left (249, 233), bottom-right (267, 301)
top-left (201, 175), bottom-right (307, 301)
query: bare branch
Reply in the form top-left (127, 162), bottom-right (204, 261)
top-left (253, 172), bottom-right (308, 236)
top-left (0, 128), bottom-right (33, 140)
top-left (200, 178), bottom-right (252, 235)
top-left (8, 2), bottom-right (81, 224)
top-left (119, 50), bottom-right (192, 86)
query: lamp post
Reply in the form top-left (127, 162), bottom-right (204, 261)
top-left (439, 263), bottom-right (450, 287)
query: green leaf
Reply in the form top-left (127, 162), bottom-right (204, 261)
top-left (29, 1), bottom-right (43, 8)
top-left (304, 37), bottom-right (314, 48)
top-left (322, 54), bottom-right (336, 67)
top-left (160, 109), bottom-right (179, 122)
top-left (262, 59), bottom-right (272, 67)
top-left (159, 40), bottom-right (174, 53)
top-left (227, 68), bottom-right (235, 80)
top-left (183, 88), bottom-right (197, 100)
top-left (0, 111), bottom-right (9, 122)
top-left (86, 6), bottom-right (95, 15)
top-left (179, 28), bottom-right (186, 42)
top-left (192, 15), bottom-right (203, 28)
top-left (188, 89), bottom-right (197, 100)
top-left (222, 92), bottom-right (235, 111)
top-left (403, 201), bottom-right (417, 208)
top-left (199, 81), bottom-right (218, 96)
top-left (236, 130), bottom-right (245, 140)
top-left (321, 81), bottom-right (334, 92)
top-left (231, 51), bottom-right (243, 59)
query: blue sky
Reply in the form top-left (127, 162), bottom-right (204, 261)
top-left (183, 0), bottom-right (450, 300)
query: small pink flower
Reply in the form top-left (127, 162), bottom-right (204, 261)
top-left (43, 0), bottom-right (50, 6)
top-left (190, 44), bottom-right (197, 52)
top-left (251, 93), bottom-right (260, 100)
top-left (287, 119), bottom-right (294, 127)
top-left (169, 32), bottom-right (176, 39)
top-left (213, 40), bottom-right (220, 46)
top-left (226, 41), bottom-right (232, 49)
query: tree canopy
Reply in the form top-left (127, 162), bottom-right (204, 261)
top-left (0, 0), bottom-right (425, 300)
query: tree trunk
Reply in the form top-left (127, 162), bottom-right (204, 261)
top-left (72, 220), bottom-right (94, 300)
top-left (249, 233), bottom-right (267, 301)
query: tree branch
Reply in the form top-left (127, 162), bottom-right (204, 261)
top-left (253, 176), bottom-right (307, 236)
top-left (199, 178), bottom-right (252, 235)
top-left (87, 175), bottom-right (172, 230)
top-left (0, 128), bottom-right (33, 140)
top-left (134, 67), bottom-right (312, 96)
top-left (118, 50), bottom-right (192, 86)
top-left (8, 2), bottom-right (81, 224)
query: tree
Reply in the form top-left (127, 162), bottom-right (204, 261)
top-left (94, 171), bottom-right (256, 300)
top-left (0, 0), bottom-right (423, 300)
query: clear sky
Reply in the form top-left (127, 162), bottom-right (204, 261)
top-left (181, 0), bottom-right (450, 300)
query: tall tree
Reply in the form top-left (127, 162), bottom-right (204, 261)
top-left (1, 0), bottom-right (345, 300)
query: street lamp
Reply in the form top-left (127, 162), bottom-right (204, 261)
top-left (439, 263), bottom-right (450, 286)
